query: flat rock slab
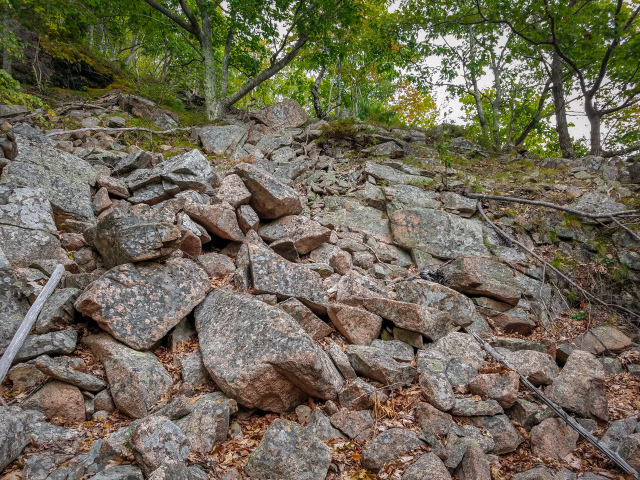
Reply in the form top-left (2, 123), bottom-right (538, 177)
top-left (15, 328), bottom-right (78, 362)
top-left (364, 161), bottom-right (431, 185)
top-left (5, 126), bottom-right (96, 230)
top-left (183, 201), bottom-right (245, 241)
top-left (278, 297), bottom-right (333, 340)
top-left (389, 208), bottom-right (488, 260)
top-left (245, 419), bottom-right (330, 480)
top-left (132, 416), bottom-right (189, 476)
top-left (232, 163), bottom-right (302, 219)
top-left (505, 350), bottom-right (559, 386)
top-left (328, 303), bottom-right (382, 345)
top-left (76, 258), bottom-right (209, 350)
top-left (346, 345), bottom-right (417, 386)
top-left (320, 196), bottom-right (393, 244)
top-left (440, 256), bottom-right (522, 305)
top-left (94, 208), bottom-right (181, 268)
top-left (195, 288), bottom-right (342, 413)
top-left (572, 326), bottom-right (632, 355)
top-left (82, 333), bottom-right (173, 418)
top-left (251, 99), bottom-right (308, 131)
top-left (362, 428), bottom-right (426, 471)
top-left (249, 243), bottom-right (329, 314)
top-left (35, 356), bottom-right (107, 391)
top-left (199, 125), bottom-right (248, 155)
top-left (259, 215), bottom-right (331, 254)
top-left (0, 252), bottom-right (30, 354)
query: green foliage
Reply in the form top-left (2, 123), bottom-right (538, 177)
top-left (357, 100), bottom-right (400, 126)
top-left (319, 117), bottom-right (359, 140)
top-left (569, 311), bottom-right (585, 321)
top-left (0, 69), bottom-right (47, 111)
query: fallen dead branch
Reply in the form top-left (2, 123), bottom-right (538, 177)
top-left (474, 200), bottom-right (640, 323)
top-left (470, 331), bottom-right (639, 479)
top-left (45, 126), bottom-right (189, 137)
top-left (466, 192), bottom-right (640, 219)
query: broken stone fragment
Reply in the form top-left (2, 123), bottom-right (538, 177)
top-left (328, 303), bottom-right (382, 345)
top-left (259, 215), bottom-right (331, 254)
top-left (214, 173), bottom-right (251, 208)
top-left (183, 200), bottom-right (245, 241)
top-left (195, 288), bottom-right (342, 413)
top-left (75, 258), bottom-right (209, 350)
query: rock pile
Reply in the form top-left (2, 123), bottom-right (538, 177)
top-left (1, 97), bottom-right (639, 480)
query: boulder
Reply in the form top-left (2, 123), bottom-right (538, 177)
top-left (91, 465), bottom-right (144, 480)
top-left (237, 204), bottom-right (260, 233)
top-left (252, 99), bottom-right (308, 131)
top-left (232, 162), bottom-right (302, 219)
top-left (22, 380), bottom-right (86, 422)
top-left (468, 372), bottom-right (520, 409)
top-left (180, 352), bottom-right (212, 387)
top-left (131, 416), bottom-right (189, 476)
top-left (329, 409), bottom-right (374, 441)
top-left (319, 196), bottom-right (393, 243)
top-left (306, 408), bottom-right (346, 441)
top-left (34, 288), bottom-right (80, 334)
top-left (389, 209), bottom-right (488, 260)
top-left (546, 350), bottom-right (608, 422)
top-left (175, 392), bottom-right (232, 452)
top-left (324, 339), bottom-right (357, 381)
top-left (75, 258), bottom-right (209, 350)
top-left (0, 249), bottom-right (30, 354)
top-left (183, 200), bottom-right (245, 241)
top-left (82, 333), bottom-right (173, 418)
top-left (418, 369), bottom-right (455, 412)
top-left (195, 288), bottom-right (342, 413)
top-left (383, 184), bottom-right (440, 213)
top-left (450, 398), bottom-right (503, 416)
top-left (572, 326), bottom-right (632, 355)
top-left (15, 328), bottom-right (78, 362)
top-left (601, 416), bottom-right (637, 453)
top-left (259, 215), bottom-right (331, 254)
top-left (34, 356), bottom-right (106, 391)
top-left (346, 345), bottom-right (417, 386)
top-left (119, 94), bottom-right (179, 129)
top-left (0, 406), bottom-right (29, 472)
top-left (467, 415), bottom-right (520, 454)
top-left (197, 252), bottom-right (236, 277)
top-left (619, 433), bottom-right (640, 470)
top-left (440, 256), bottom-right (522, 305)
top-left (94, 207), bottom-right (181, 268)
top-left (402, 453), bottom-right (451, 480)
top-left (361, 428), bottom-right (426, 471)
top-left (245, 419), bottom-right (330, 480)
top-left (459, 445), bottom-right (491, 480)
top-left (531, 418), bottom-right (579, 461)
top-left (371, 339), bottom-right (414, 362)
top-left (278, 297), bottom-right (333, 340)
top-left (4, 127), bottom-right (97, 231)
top-left (0, 184), bottom-right (69, 268)
top-left (426, 332), bottom-right (486, 370)
top-left (338, 378), bottom-right (388, 410)
top-left (328, 303), bottom-right (382, 345)
top-left (504, 350), bottom-right (559, 386)
top-left (249, 242), bottom-right (329, 313)
top-left (199, 125), bottom-right (248, 155)
top-left (215, 173), bottom-right (251, 208)
top-left (364, 161), bottom-right (431, 185)
top-left (511, 467), bottom-right (556, 480)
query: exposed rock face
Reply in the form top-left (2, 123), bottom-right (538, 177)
top-left (440, 256), bottom-right (522, 305)
top-left (259, 215), bottom-right (331, 254)
top-left (546, 350), bottom-right (609, 422)
top-left (195, 288), bottom-right (343, 413)
top-left (252, 99), bottom-right (308, 131)
top-left (0, 248), bottom-right (30, 354)
top-left (82, 334), bottom-right (173, 418)
top-left (249, 242), bottom-right (329, 313)
top-left (4, 126), bottom-right (97, 231)
top-left (94, 208), bottom-right (181, 268)
top-left (76, 258), bottom-right (209, 350)
top-left (389, 209), bottom-right (488, 259)
top-left (245, 419), bottom-right (331, 480)
top-left (232, 163), bottom-right (302, 219)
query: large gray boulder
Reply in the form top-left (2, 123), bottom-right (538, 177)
top-left (0, 406), bottom-right (29, 472)
top-left (319, 196), bottom-right (393, 244)
top-left (245, 419), bottom-right (330, 480)
top-left (389, 209), bottom-right (488, 260)
top-left (82, 333), bottom-right (173, 418)
top-left (131, 416), bottom-right (189, 476)
top-left (3, 127), bottom-right (97, 231)
top-left (175, 392), bottom-right (234, 452)
top-left (0, 184), bottom-right (69, 268)
top-left (94, 207), bottom-right (181, 268)
top-left (0, 248), bottom-right (30, 354)
top-left (361, 428), bottom-right (426, 471)
top-left (199, 125), bottom-right (248, 155)
top-left (76, 258), bottom-right (209, 350)
top-left (249, 242), bottom-right (329, 314)
top-left (232, 163), bottom-right (302, 219)
top-left (251, 99), bottom-right (308, 131)
top-left (258, 215), bottom-right (331, 254)
top-left (195, 288), bottom-right (343, 413)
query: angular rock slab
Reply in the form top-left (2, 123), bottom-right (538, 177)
top-left (94, 207), bottom-right (182, 268)
top-left (320, 196), bottom-right (393, 244)
top-left (249, 242), bottom-right (329, 314)
top-left (278, 297), bottom-right (333, 340)
top-left (346, 345), bottom-right (417, 386)
top-left (440, 256), bottom-right (522, 305)
top-left (258, 215), bottom-right (331, 255)
top-left (0, 406), bottom-right (29, 472)
top-left (199, 125), bottom-right (248, 155)
top-left (175, 392), bottom-right (232, 452)
top-left (328, 303), bottom-right (382, 345)
top-left (76, 258), bottom-right (209, 350)
top-left (0, 249), bottom-right (30, 354)
top-left (402, 453), bottom-right (452, 480)
top-left (0, 184), bottom-right (67, 268)
top-left (362, 428), bottom-right (426, 471)
top-left (389, 209), bottom-right (488, 260)
top-left (4, 127), bottom-right (97, 230)
top-left (195, 288), bottom-right (343, 413)
top-left (232, 163), bottom-right (302, 219)
top-left (131, 416), bottom-right (189, 476)
top-left (252, 99), bottom-right (308, 131)
top-left (22, 380), bottom-right (86, 423)
top-left (183, 201), bottom-right (245, 241)
top-left (245, 419), bottom-right (330, 480)
top-left (82, 334), bottom-right (173, 418)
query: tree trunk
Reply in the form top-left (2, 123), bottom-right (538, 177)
top-left (200, 12), bottom-right (219, 121)
top-left (490, 56), bottom-right (502, 148)
top-left (220, 24), bottom-right (234, 99)
top-left (551, 52), bottom-right (575, 158)
top-left (587, 104), bottom-right (603, 156)
top-left (311, 65), bottom-right (327, 119)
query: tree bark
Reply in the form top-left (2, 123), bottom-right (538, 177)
top-left (490, 54), bottom-right (502, 148)
top-left (587, 105), bottom-right (603, 156)
top-left (199, 12), bottom-right (220, 121)
top-left (220, 24), bottom-right (234, 99)
top-left (551, 52), bottom-right (575, 158)
top-left (311, 65), bottom-right (327, 119)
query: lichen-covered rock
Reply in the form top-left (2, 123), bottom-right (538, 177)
top-left (215, 173), bottom-right (251, 208)
top-left (468, 415), bottom-right (520, 454)
top-left (94, 208), bottom-right (181, 268)
top-left (175, 392), bottom-right (232, 452)
top-left (75, 258), bottom-right (209, 350)
top-left (324, 339), bottom-right (357, 380)
top-left (15, 328), bottom-right (78, 362)
top-left (338, 378), bottom-right (388, 410)
top-left (232, 163), bottom-right (302, 219)
top-left (531, 418), bottom-right (579, 461)
top-left (328, 303), bottom-right (382, 345)
top-left (180, 352), bottom-right (212, 387)
top-left (195, 288), bottom-right (342, 413)
top-left (468, 372), bottom-right (520, 409)
top-left (426, 332), bottom-right (486, 370)
top-left (259, 215), bottom-right (331, 254)
top-left (319, 196), bottom-right (393, 243)
top-left (91, 465), bottom-right (144, 480)
top-left (249, 243), bottom-right (329, 314)
top-left (450, 398), bottom-right (503, 417)
top-left (546, 350), bottom-right (608, 422)
top-left (618, 433), bottom-right (640, 470)
top-left (572, 326), bottom-right (632, 355)
top-left (402, 453), bottom-right (452, 480)
top-left (440, 256), bottom-right (522, 305)
top-left (504, 350), bottom-right (559, 386)
top-left (4, 126), bottom-right (97, 231)
top-left (362, 428), bottom-right (426, 471)
top-left (183, 201), bottom-right (245, 241)
top-left (278, 297), bottom-right (333, 340)
top-left (245, 419), bottom-right (330, 480)
top-left (306, 408), bottom-right (346, 441)
top-left (329, 409), bottom-right (374, 441)
top-left (34, 288), bottom-right (80, 334)
top-left (0, 406), bottom-right (29, 472)
top-left (131, 416), bottom-right (189, 476)
top-left (346, 345), bottom-right (417, 386)
top-left (0, 248), bottom-right (30, 355)
top-left (252, 99), bottom-right (308, 131)
top-left (82, 333), bottom-right (173, 418)
top-left (22, 380), bottom-right (86, 422)
top-left (389, 209), bottom-right (488, 260)
top-left (34, 356), bottom-right (106, 391)
top-left (199, 125), bottom-right (248, 155)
